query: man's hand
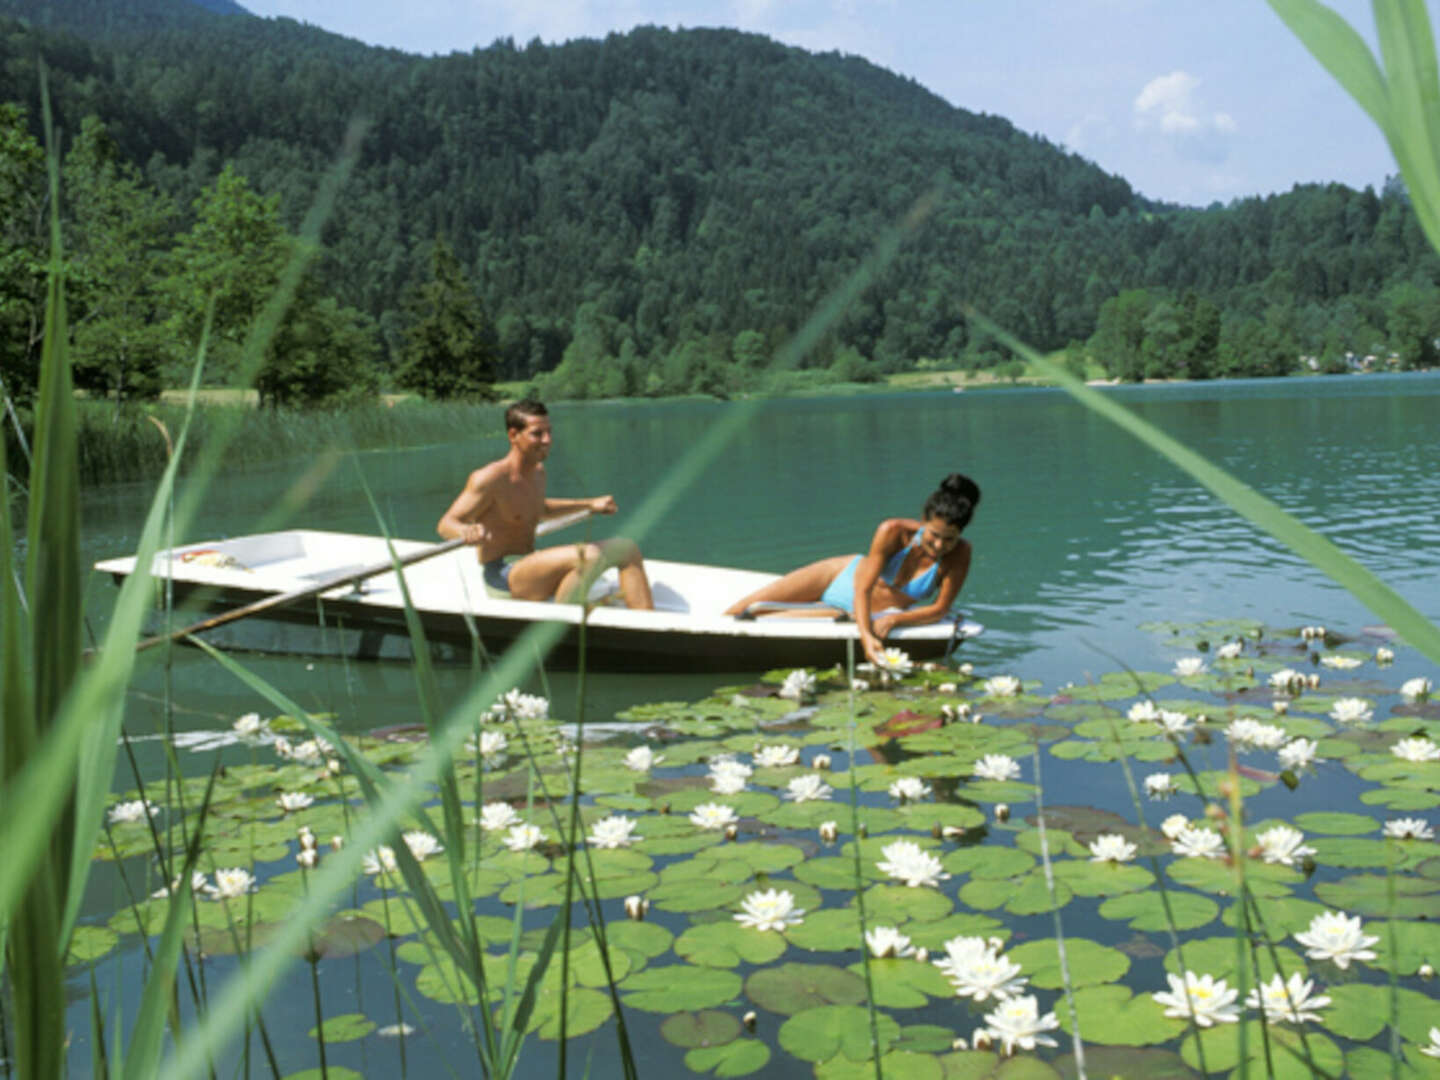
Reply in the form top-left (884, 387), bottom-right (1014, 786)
top-left (459, 522), bottom-right (486, 545)
top-left (590, 495), bottom-right (618, 515)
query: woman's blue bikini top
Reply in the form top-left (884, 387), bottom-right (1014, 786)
top-left (881, 533), bottom-right (940, 602)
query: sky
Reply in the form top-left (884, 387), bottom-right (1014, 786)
top-left (232, 0), bottom-right (1434, 208)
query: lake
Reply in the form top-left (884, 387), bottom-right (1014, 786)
top-left (72, 372), bottom-right (1440, 1078)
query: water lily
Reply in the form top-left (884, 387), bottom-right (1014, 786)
top-left (1144, 773), bottom-right (1177, 799)
top-left (1127, 700), bottom-right (1162, 723)
top-left (1089, 834), bottom-right (1137, 863)
top-left (1391, 736), bottom-right (1440, 763)
top-left (1173, 657), bottom-right (1207, 677)
top-left (877, 840), bottom-right (950, 888)
top-left (973, 754), bottom-right (1020, 782)
top-left (588, 815), bottom-right (640, 849)
top-left (865, 925), bottom-right (916, 959)
top-left (888, 776), bottom-right (931, 803)
top-left (623, 745), bottom-right (662, 772)
top-left (980, 995), bottom-right (1060, 1055)
top-left (1245, 972), bottom-right (1330, 1024)
top-left (708, 757), bottom-right (753, 795)
top-left (1160, 813), bottom-right (1190, 840)
top-left (1226, 717), bottom-right (1286, 750)
top-left (785, 774), bottom-right (833, 802)
top-left (1329, 697), bottom-right (1374, 724)
top-left (875, 648), bottom-right (913, 677)
top-left (624, 895), bottom-right (649, 920)
top-left (291, 739), bottom-right (327, 766)
top-left (402, 831), bottom-right (444, 861)
top-left (818, 820), bottom-right (839, 844)
top-left (1157, 710), bottom-right (1195, 736)
top-left (1421, 1027), bottom-right (1440, 1058)
top-left (1255, 825), bottom-right (1316, 866)
top-left (490, 689), bottom-right (549, 721)
top-left (689, 803), bottom-right (739, 830)
top-left (1278, 738), bottom-right (1318, 772)
top-left (276, 791), bottom-right (313, 813)
top-left (754, 744), bottom-right (800, 768)
top-left (473, 730), bottom-right (508, 761)
top-left (297, 848), bottom-right (318, 869)
top-left (983, 675), bottom-right (1022, 697)
top-left (108, 799), bottom-right (158, 825)
top-left (1216, 641), bottom-right (1244, 660)
top-left (478, 802), bottom-right (521, 831)
top-left (504, 823), bottom-right (546, 852)
top-left (233, 712), bottom-right (269, 739)
top-left (210, 868), bottom-right (256, 900)
top-left (1152, 971), bottom-right (1241, 1027)
top-left (1295, 911), bottom-right (1378, 968)
top-left (945, 947), bottom-right (1029, 1002)
top-left (734, 888), bottom-right (803, 932)
top-left (934, 935), bottom-right (1004, 977)
top-left (151, 870), bottom-right (211, 899)
top-left (1319, 654), bottom-right (1362, 670)
top-left (1269, 668), bottom-right (1304, 694)
top-left (778, 669), bottom-right (815, 700)
top-left (362, 846), bottom-right (398, 876)
top-left (1382, 817), bottom-right (1434, 841)
top-left (1401, 677), bottom-right (1432, 703)
top-left (1172, 826), bottom-right (1226, 859)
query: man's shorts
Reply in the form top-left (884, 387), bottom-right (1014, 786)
top-left (482, 557), bottom-right (517, 599)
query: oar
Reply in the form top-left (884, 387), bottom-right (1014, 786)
top-left (134, 508), bottom-right (594, 653)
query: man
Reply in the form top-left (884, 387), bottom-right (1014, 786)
top-left (437, 399), bottom-right (654, 609)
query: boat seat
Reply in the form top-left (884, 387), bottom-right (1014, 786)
top-left (735, 601), bottom-right (852, 622)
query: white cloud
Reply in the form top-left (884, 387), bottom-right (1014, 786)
top-left (1134, 70), bottom-right (1236, 138)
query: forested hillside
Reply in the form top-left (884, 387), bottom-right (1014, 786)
top-left (1, 0), bottom-right (1437, 406)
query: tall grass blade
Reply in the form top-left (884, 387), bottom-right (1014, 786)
top-left (1266, 0), bottom-right (1390, 128)
top-left (1373, 4), bottom-right (1440, 229)
top-left (969, 313), bottom-right (1440, 666)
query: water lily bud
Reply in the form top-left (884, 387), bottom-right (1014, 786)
top-left (857, 823), bottom-right (868, 839)
top-left (972, 1029), bottom-right (992, 1051)
top-left (819, 820), bottom-right (838, 844)
top-left (1272, 700), bottom-right (1290, 715)
top-left (660, 802), bottom-right (671, 815)
top-left (327, 759), bottom-right (342, 775)
top-left (940, 704), bottom-right (956, 723)
top-left (914, 947), bottom-right (929, 963)
top-left (931, 822), bottom-right (944, 839)
top-left (724, 823), bottom-right (739, 842)
top-left (1301, 855), bottom-right (1317, 876)
top-left (331, 835), bottom-right (344, 851)
top-left (951, 1037), bottom-right (968, 1051)
top-left (994, 804), bottom-right (1009, 823)
top-left (1419, 963), bottom-right (1434, 979)
top-left (941, 825), bottom-right (966, 840)
top-left (938, 682), bottom-right (957, 693)
top-left (297, 848), bottom-right (318, 869)
top-left (956, 703), bottom-right (972, 718)
top-left (742, 1011), bottom-right (757, 1032)
top-left (971, 712), bottom-right (983, 724)
top-left (813, 754), bottom-right (832, 771)
top-left (851, 679), bottom-right (870, 692)
top-left (959, 663), bottom-right (974, 675)
top-left (1308, 673), bottom-right (1321, 689)
top-left (921, 661), bottom-right (939, 672)
top-left (1205, 803), bottom-right (1227, 821)
top-left (1218, 778), bottom-right (1236, 799)
top-left (624, 895), bottom-right (649, 920)
top-left (1376, 646), bottom-right (1395, 663)
top-left (1195, 713), bottom-right (1212, 726)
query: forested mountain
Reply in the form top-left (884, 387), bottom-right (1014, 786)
top-left (1, 0), bottom-right (1437, 405)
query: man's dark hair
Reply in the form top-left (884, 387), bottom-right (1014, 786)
top-left (505, 398), bottom-right (549, 432)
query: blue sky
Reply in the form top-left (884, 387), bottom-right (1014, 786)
top-left (236, 0), bottom-right (1431, 207)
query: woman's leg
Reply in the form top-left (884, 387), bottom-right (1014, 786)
top-left (724, 555), bottom-right (856, 616)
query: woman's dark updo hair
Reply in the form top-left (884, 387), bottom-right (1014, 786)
top-left (923, 473), bottom-right (981, 532)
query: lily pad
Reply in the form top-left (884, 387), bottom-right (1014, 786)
top-left (815, 1048), bottom-right (944, 1080)
top-left (1049, 859), bottom-right (1155, 897)
top-left (1292, 811), bottom-right (1379, 835)
top-left (903, 912), bottom-right (1008, 950)
top-left (1097, 890), bottom-right (1218, 932)
top-left (684, 1039), bottom-right (771, 1078)
top-left (308, 1013), bottom-right (375, 1042)
top-left (935, 1050), bottom-right (1064, 1078)
top-left (794, 856), bottom-right (886, 890)
top-left (1007, 938), bottom-right (1130, 990)
top-left (776, 1004), bottom-right (899, 1062)
top-left (676, 921), bottom-right (788, 968)
top-left (68, 925), bottom-right (120, 964)
top-left (845, 956), bottom-right (954, 1007)
top-left (1181, 1020), bottom-right (1343, 1078)
top-left (526, 985), bottom-right (614, 1039)
top-left (603, 919), bottom-right (674, 963)
top-left (621, 966), bottom-right (741, 1012)
top-left (1314, 873), bottom-right (1440, 919)
top-left (743, 962), bottom-right (867, 1015)
top-left (942, 846), bottom-right (1036, 880)
top-left (1167, 857), bottom-right (1300, 898)
top-left (853, 883), bottom-right (953, 922)
top-left (1162, 936), bottom-right (1303, 981)
top-left (784, 908), bottom-right (864, 952)
top-left (1054, 984), bottom-right (1187, 1046)
top-left (1322, 982), bottom-right (1440, 1043)
top-left (960, 871), bottom-right (1072, 916)
top-left (660, 1009), bottom-right (742, 1048)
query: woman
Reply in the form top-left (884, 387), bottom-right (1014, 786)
top-left (724, 474), bottom-right (980, 665)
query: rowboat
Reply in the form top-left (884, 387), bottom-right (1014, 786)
top-left (94, 529), bottom-right (983, 671)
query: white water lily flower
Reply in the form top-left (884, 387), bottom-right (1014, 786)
top-left (818, 820), bottom-right (838, 844)
top-left (210, 868), bottom-right (256, 900)
top-left (402, 831), bottom-right (444, 861)
top-left (474, 730), bottom-right (508, 761)
top-left (491, 689), bottom-right (549, 721)
top-left (1227, 717), bottom-right (1287, 751)
top-left (865, 926), bottom-right (916, 959)
top-left (1173, 657), bottom-right (1207, 677)
top-left (1160, 813), bottom-right (1190, 840)
top-left (1245, 973), bottom-right (1331, 1024)
top-left (1255, 825), bottom-right (1316, 867)
top-left (1329, 697), bottom-right (1374, 724)
top-left (588, 815), bottom-right (640, 849)
top-left (376, 1023), bottom-right (416, 1038)
top-left (1401, 677), bottom-right (1432, 703)
top-left (980, 994), bottom-right (1060, 1055)
top-left (477, 802), bottom-right (521, 831)
top-left (877, 840), bottom-right (951, 888)
top-left (233, 712), bottom-right (269, 739)
top-left (754, 744), bottom-right (800, 768)
top-left (276, 791), bottom-right (313, 813)
top-left (1216, 641), bottom-right (1243, 660)
top-left (1320, 654), bottom-right (1362, 670)
top-left (1144, 773), bottom-right (1177, 799)
top-left (504, 823), bottom-right (546, 852)
top-left (875, 648), bottom-right (913, 677)
top-left (291, 739), bottom-right (326, 766)
top-left (710, 773), bottom-right (747, 796)
top-left (1294, 911), bottom-right (1379, 968)
top-left (1278, 738), bottom-right (1318, 772)
top-left (1391, 737), bottom-right (1440, 763)
top-left (973, 754), bottom-right (1020, 782)
top-left (1269, 668), bottom-right (1304, 694)
top-left (362, 846), bottom-right (398, 876)
top-left (933, 935), bottom-right (1004, 978)
top-left (708, 757), bottom-right (753, 796)
top-left (108, 799), bottom-right (158, 825)
top-left (1172, 826), bottom-right (1226, 859)
top-left (785, 774), bottom-right (833, 802)
top-left (1157, 710), bottom-right (1195, 736)
top-left (983, 675), bottom-right (1022, 697)
top-left (888, 776), bottom-right (932, 803)
top-left (946, 947), bottom-right (1029, 1002)
top-left (297, 848), bottom-right (318, 869)
top-left (1152, 971), bottom-right (1241, 1027)
top-left (689, 802), bottom-right (739, 830)
top-left (1421, 1027), bottom-right (1440, 1058)
top-left (734, 888), bottom-right (804, 932)
top-left (1089, 834), bottom-right (1138, 863)
top-left (1382, 817), bottom-right (1434, 841)
top-left (623, 745), bottom-right (662, 772)
top-left (1127, 700), bottom-right (1162, 723)
top-left (151, 870), bottom-right (213, 899)
top-left (272, 736), bottom-right (293, 759)
top-left (778, 669), bottom-right (816, 700)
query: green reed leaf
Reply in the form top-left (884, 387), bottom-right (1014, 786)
top-left (1266, 0), bottom-right (1391, 128)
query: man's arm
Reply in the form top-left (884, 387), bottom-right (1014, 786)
top-left (437, 467), bottom-right (496, 545)
top-left (543, 495), bottom-right (616, 518)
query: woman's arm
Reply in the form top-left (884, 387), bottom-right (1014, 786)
top-left (872, 540), bottom-right (973, 641)
top-left (853, 520), bottom-right (909, 664)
